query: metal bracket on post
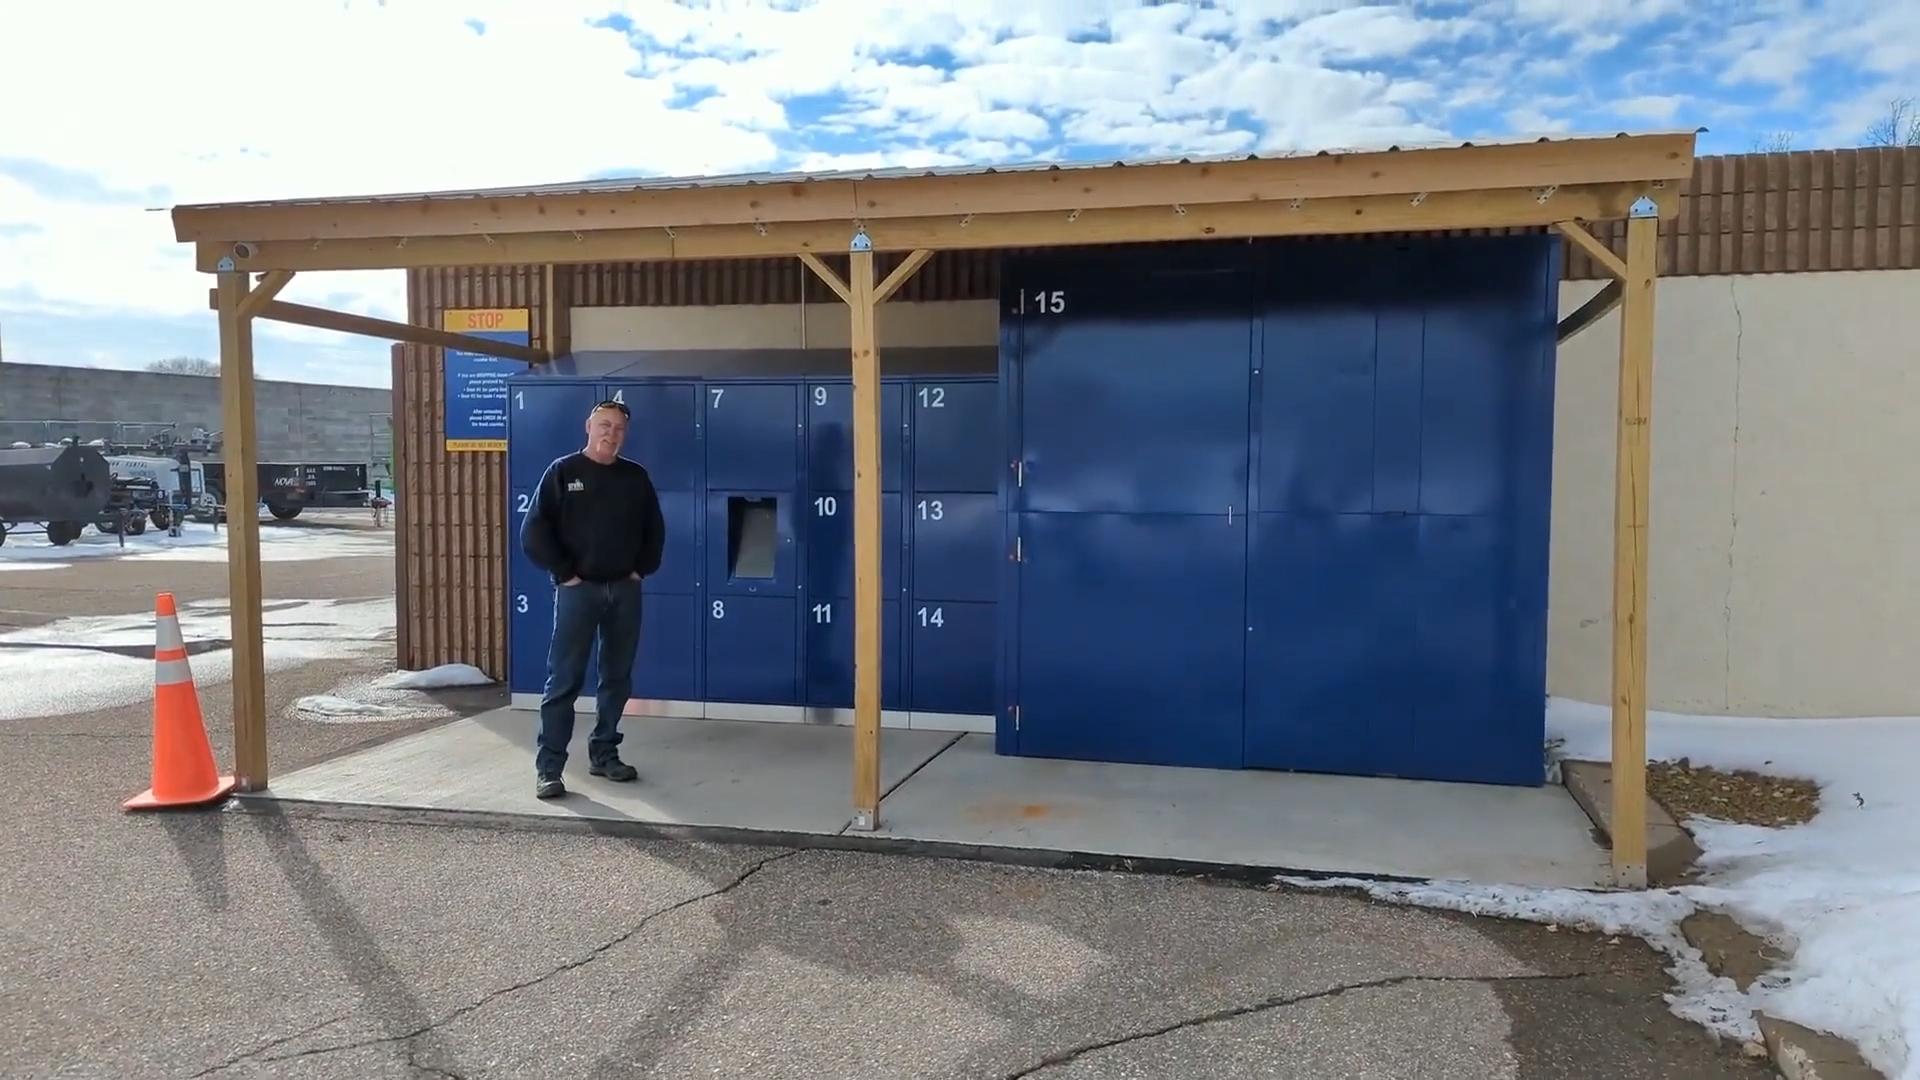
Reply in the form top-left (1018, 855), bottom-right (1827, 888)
top-left (851, 809), bottom-right (875, 831)
top-left (215, 255), bottom-right (236, 273)
top-left (1628, 196), bottom-right (1659, 219)
top-left (849, 226), bottom-right (872, 253)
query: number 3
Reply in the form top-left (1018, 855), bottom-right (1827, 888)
top-left (515, 594), bottom-right (529, 614)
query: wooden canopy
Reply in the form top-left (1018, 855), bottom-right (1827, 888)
top-left (170, 129), bottom-right (1697, 889)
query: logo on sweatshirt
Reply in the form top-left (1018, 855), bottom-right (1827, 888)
top-left (566, 479), bottom-right (585, 492)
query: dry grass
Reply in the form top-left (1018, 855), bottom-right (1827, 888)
top-left (1648, 758), bottom-right (1822, 828)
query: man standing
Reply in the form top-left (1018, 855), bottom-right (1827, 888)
top-left (519, 398), bottom-right (666, 799)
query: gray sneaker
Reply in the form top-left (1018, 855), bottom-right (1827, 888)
top-left (535, 774), bottom-right (565, 799)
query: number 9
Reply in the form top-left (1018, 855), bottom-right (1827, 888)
top-left (812, 386), bottom-right (828, 406)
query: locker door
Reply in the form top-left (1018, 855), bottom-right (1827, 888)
top-left (704, 594), bottom-right (799, 705)
top-left (705, 381), bottom-right (801, 492)
top-left (505, 548), bottom-right (553, 696)
top-left (805, 379), bottom-right (905, 492)
top-left (634, 591), bottom-right (701, 703)
top-left (907, 599), bottom-right (995, 716)
top-left (705, 493), bottom-right (797, 596)
top-left (1242, 512), bottom-right (1418, 777)
top-left (1011, 280), bottom-right (1253, 769)
top-left (802, 597), bottom-right (903, 710)
top-left (908, 492), bottom-right (998, 605)
top-left (505, 578), bottom-right (601, 700)
top-left (650, 490), bottom-right (702, 594)
top-left (507, 381), bottom-right (601, 488)
top-left (909, 379), bottom-right (999, 493)
top-left (804, 490), bottom-right (902, 599)
top-left (605, 379), bottom-right (701, 492)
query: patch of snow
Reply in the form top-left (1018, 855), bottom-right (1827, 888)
top-left (0, 524), bottom-right (389, 566)
top-left (1286, 696), bottom-right (1920, 1080)
top-left (0, 597), bottom-right (398, 721)
top-left (292, 695), bottom-right (415, 721)
top-left (373, 663), bottom-right (493, 691)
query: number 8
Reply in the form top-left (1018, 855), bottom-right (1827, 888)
top-left (711, 600), bottom-right (725, 619)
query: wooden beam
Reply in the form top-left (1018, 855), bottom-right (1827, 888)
top-left (234, 270), bottom-right (296, 320)
top-left (216, 272), bottom-right (269, 793)
top-left (1556, 280), bottom-right (1624, 342)
top-left (875, 250), bottom-right (933, 304)
top-left (197, 182), bottom-right (1669, 274)
top-left (798, 252), bottom-right (852, 304)
top-left (210, 293), bottom-right (548, 363)
top-left (1555, 221), bottom-right (1629, 280)
top-left (848, 247), bottom-right (883, 831)
top-left (171, 133), bottom-right (1697, 243)
top-left (1610, 200), bottom-right (1660, 889)
top-left (541, 264), bottom-right (572, 360)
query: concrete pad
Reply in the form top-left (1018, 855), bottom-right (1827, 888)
top-left (875, 735), bottom-right (1613, 889)
top-left (257, 709), bottom-right (960, 836)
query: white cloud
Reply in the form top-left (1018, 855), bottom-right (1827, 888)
top-left (1, 0), bottom-right (1917, 386)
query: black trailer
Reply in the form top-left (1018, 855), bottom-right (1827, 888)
top-left (0, 445), bottom-right (114, 547)
top-left (200, 460), bottom-right (371, 521)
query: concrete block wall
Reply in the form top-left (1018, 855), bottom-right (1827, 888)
top-left (0, 361), bottom-right (393, 467)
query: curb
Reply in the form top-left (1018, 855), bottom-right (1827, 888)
top-left (1559, 759), bottom-right (1702, 887)
top-left (1676, 912), bottom-right (1887, 1080)
top-left (1560, 762), bottom-right (1885, 1078)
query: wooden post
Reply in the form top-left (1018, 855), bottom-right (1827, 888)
top-left (541, 264), bottom-right (571, 361)
top-left (1609, 199), bottom-right (1659, 888)
top-left (847, 246), bottom-right (883, 830)
top-left (798, 246), bottom-right (932, 832)
top-left (216, 272), bottom-right (270, 791)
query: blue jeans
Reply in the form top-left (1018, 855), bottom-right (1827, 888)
top-left (536, 579), bottom-right (643, 776)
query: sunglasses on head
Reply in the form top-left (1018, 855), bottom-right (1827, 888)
top-left (591, 399), bottom-right (631, 418)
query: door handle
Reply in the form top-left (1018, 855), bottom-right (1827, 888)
top-left (1227, 505), bottom-right (1234, 525)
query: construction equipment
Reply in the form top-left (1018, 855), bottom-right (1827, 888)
top-left (0, 444), bottom-right (113, 546)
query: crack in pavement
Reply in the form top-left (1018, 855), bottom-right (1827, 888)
top-left (188, 1011), bottom-right (357, 1078)
top-left (999, 971), bottom-right (1594, 1078)
top-left (190, 848), bottom-right (799, 1078)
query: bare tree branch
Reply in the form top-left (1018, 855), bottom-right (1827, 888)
top-left (1751, 131), bottom-right (1797, 153)
top-left (147, 356), bottom-right (219, 376)
top-left (1863, 96), bottom-right (1920, 147)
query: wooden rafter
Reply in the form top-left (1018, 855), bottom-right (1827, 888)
top-left (171, 134), bottom-right (1696, 245)
top-left (206, 291), bottom-right (548, 363)
top-left (196, 182), bottom-right (1677, 274)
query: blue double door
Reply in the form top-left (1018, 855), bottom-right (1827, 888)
top-left (1007, 237), bottom-right (1555, 786)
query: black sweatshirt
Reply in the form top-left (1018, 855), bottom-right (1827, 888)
top-left (520, 453), bottom-right (666, 585)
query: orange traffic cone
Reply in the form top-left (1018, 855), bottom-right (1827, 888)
top-left (123, 592), bottom-right (236, 811)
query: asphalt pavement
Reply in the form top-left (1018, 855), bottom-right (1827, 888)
top-left (0, 531), bottom-right (1773, 1079)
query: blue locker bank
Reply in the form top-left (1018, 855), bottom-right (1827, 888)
top-left (505, 233), bottom-right (1559, 787)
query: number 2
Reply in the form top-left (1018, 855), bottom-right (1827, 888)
top-left (711, 599), bottom-right (726, 619)
top-left (515, 493), bottom-right (531, 514)
top-left (917, 386), bottom-right (945, 409)
top-left (709, 387), bottom-right (725, 408)
top-left (812, 386), bottom-right (828, 406)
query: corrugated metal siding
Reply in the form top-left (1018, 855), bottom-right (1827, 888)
top-left (1561, 147), bottom-right (1920, 279)
top-left (399, 148), bottom-right (1920, 675)
top-left (398, 265), bottom-right (548, 677)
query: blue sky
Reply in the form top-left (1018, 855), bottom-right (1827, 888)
top-left (1, 0), bottom-right (1915, 390)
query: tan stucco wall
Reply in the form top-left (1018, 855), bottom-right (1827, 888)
top-left (571, 271), bottom-right (1920, 718)
top-left (1553, 270), bottom-right (1920, 717)
top-left (571, 300), bottom-right (1000, 351)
